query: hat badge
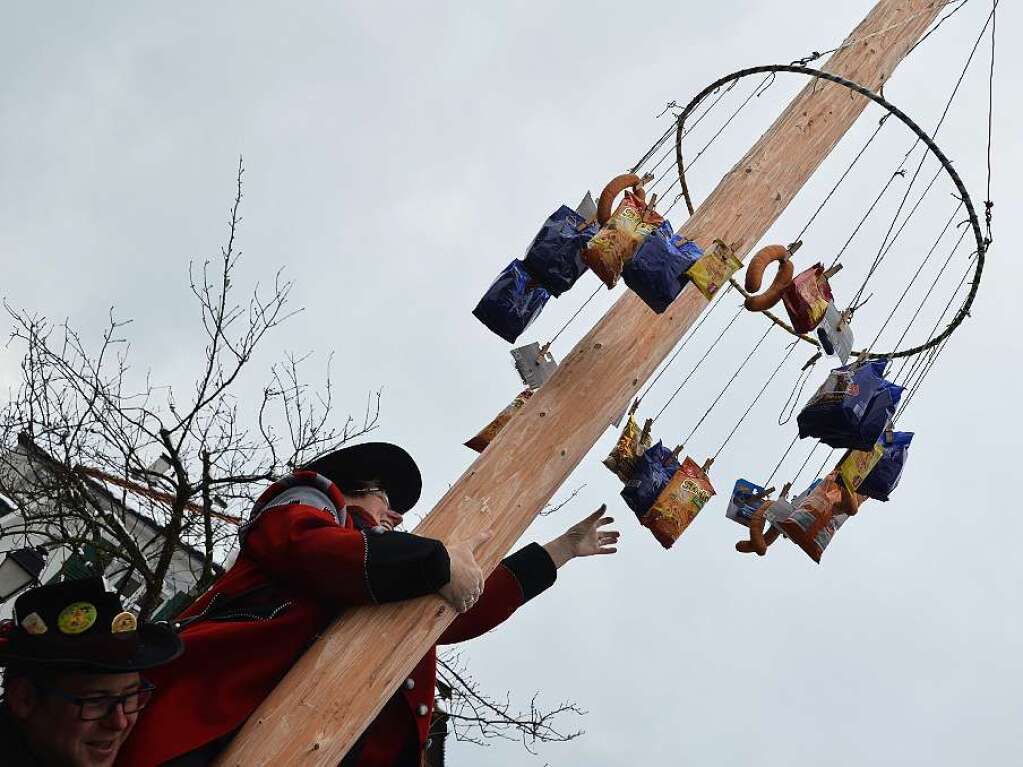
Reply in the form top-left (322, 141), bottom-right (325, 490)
top-left (21, 612), bottom-right (48, 636)
top-left (111, 611), bottom-right (137, 634)
top-left (57, 602), bottom-right (97, 635)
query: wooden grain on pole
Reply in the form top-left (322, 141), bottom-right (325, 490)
top-left (217, 2), bottom-right (943, 764)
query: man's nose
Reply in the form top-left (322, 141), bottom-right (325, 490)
top-left (385, 509), bottom-right (402, 528)
top-left (100, 702), bottom-right (131, 730)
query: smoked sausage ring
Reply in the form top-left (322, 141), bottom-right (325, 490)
top-left (744, 244), bottom-right (794, 312)
top-left (735, 501), bottom-right (781, 556)
top-left (597, 173), bottom-right (644, 225)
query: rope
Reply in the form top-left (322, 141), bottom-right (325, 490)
top-left (778, 355), bottom-right (819, 426)
top-left (713, 339), bottom-right (798, 461)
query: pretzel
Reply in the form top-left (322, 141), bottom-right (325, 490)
top-left (743, 244), bottom-right (795, 312)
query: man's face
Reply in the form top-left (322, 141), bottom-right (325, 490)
top-left (7, 670), bottom-right (143, 767)
top-left (348, 489), bottom-right (402, 530)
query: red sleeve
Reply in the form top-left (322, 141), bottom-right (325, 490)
top-left (439, 543), bottom-right (556, 645)
top-left (244, 504), bottom-right (450, 605)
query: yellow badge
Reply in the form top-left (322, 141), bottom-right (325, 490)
top-left (21, 612), bottom-right (47, 636)
top-left (57, 602), bottom-right (97, 635)
top-left (111, 611), bottom-right (137, 634)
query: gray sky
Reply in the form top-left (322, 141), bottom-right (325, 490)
top-left (2, 1), bottom-right (1020, 765)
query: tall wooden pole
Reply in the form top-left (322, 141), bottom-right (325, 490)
top-left (217, 2), bottom-right (943, 764)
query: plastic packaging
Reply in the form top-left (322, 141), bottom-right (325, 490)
top-left (858, 431), bottom-right (913, 501)
top-left (472, 260), bottom-right (551, 343)
top-left (775, 473), bottom-right (858, 563)
top-left (686, 239), bottom-right (743, 300)
top-left (781, 263), bottom-right (833, 333)
top-left (796, 359), bottom-right (904, 450)
top-left (522, 206), bottom-right (599, 297)
top-left (464, 389), bottom-right (533, 452)
top-left (621, 441), bottom-right (680, 518)
top-left (583, 192), bottom-right (664, 288)
top-left (816, 301), bottom-right (854, 363)
top-left (622, 225), bottom-right (702, 313)
top-left (836, 441), bottom-right (886, 494)
top-left (726, 478), bottom-right (769, 526)
top-left (643, 457), bottom-right (715, 548)
top-left (603, 414), bottom-right (652, 482)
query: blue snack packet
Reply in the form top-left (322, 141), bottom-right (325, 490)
top-left (522, 206), bottom-right (599, 297)
top-left (472, 260), bottom-right (551, 343)
top-left (621, 441), bottom-right (680, 518)
top-left (726, 478), bottom-right (768, 526)
top-left (858, 431), bottom-right (913, 502)
top-left (622, 224), bottom-right (703, 313)
top-left (796, 359), bottom-right (904, 450)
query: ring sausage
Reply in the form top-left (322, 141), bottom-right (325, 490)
top-left (744, 244), bottom-right (794, 312)
top-left (735, 501), bottom-right (781, 556)
top-left (597, 173), bottom-right (643, 225)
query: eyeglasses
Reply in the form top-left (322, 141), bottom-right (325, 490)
top-left (351, 487), bottom-right (390, 508)
top-left (41, 680), bottom-right (156, 721)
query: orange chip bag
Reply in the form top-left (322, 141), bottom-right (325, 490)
top-left (642, 456), bottom-right (715, 549)
top-left (775, 472), bottom-right (864, 563)
top-left (836, 441), bottom-right (885, 494)
top-left (686, 239), bottom-right (743, 299)
top-left (583, 192), bottom-right (664, 288)
top-left (602, 414), bottom-right (652, 482)
top-left (464, 389), bottom-right (533, 453)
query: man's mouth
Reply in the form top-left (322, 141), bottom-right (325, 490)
top-left (85, 738), bottom-right (118, 758)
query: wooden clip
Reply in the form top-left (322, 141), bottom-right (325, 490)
top-left (628, 398), bottom-right (641, 416)
top-left (535, 342), bottom-right (551, 363)
top-left (576, 215), bottom-right (597, 232)
top-left (779, 481), bottom-right (792, 500)
top-left (750, 485), bottom-right (776, 502)
top-left (640, 418), bottom-right (654, 444)
top-left (823, 263), bottom-right (843, 280)
top-left (787, 240), bottom-right (803, 256)
top-left (671, 443), bottom-right (684, 458)
top-left (701, 457), bottom-right (714, 473)
top-left (802, 351), bottom-right (822, 371)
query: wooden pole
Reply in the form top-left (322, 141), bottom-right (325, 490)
top-left (216, 2), bottom-right (943, 763)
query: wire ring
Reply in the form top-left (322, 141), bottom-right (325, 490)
top-left (673, 64), bottom-right (986, 361)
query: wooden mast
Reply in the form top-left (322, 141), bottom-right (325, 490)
top-left (216, 2), bottom-right (943, 764)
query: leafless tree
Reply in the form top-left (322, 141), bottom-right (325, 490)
top-left (0, 157), bottom-right (379, 617)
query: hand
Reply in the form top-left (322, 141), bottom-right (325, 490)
top-left (439, 529), bottom-right (491, 613)
top-left (543, 506), bottom-right (619, 568)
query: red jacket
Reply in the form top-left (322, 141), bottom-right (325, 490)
top-left (117, 473), bottom-right (556, 767)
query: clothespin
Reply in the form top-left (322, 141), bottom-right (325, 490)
top-left (701, 457), bottom-right (714, 474)
top-left (802, 351), bottom-right (822, 371)
top-left (823, 263), bottom-right (843, 280)
top-left (779, 481), bottom-right (792, 500)
top-left (640, 418), bottom-right (654, 445)
top-left (628, 398), bottom-right (641, 416)
top-left (535, 342), bottom-right (551, 363)
top-left (671, 443), bottom-right (684, 459)
top-left (576, 216), bottom-right (598, 232)
top-left (884, 423), bottom-right (895, 445)
top-left (750, 485), bottom-right (776, 502)
top-left (786, 240), bottom-right (803, 256)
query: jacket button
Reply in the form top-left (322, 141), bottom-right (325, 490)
top-left (416, 704), bottom-right (429, 717)
top-left (424, 738), bottom-right (433, 750)
top-left (404, 678), bottom-right (415, 690)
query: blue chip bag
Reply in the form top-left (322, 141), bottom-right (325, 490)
top-left (621, 441), bottom-right (680, 519)
top-left (622, 224), bottom-right (703, 313)
top-left (726, 478), bottom-right (768, 526)
top-left (472, 260), bottom-right (551, 343)
top-left (796, 359), bottom-right (904, 450)
top-left (858, 431), bottom-right (913, 502)
top-left (522, 206), bottom-right (599, 297)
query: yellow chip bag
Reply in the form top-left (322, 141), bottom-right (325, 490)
top-left (602, 414), bottom-right (652, 482)
top-left (583, 192), bottom-right (663, 288)
top-left (837, 441), bottom-right (885, 494)
top-left (464, 389), bottom-right (533, 453)
top-left (642, 456), bottom-right (715, 549)
top-left (686, 239), bottom-right (743, 299)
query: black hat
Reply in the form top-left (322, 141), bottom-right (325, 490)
top-left (303, 442), bottom-right (422, 514)
top-left (0, 577), bottom-right (183, 673)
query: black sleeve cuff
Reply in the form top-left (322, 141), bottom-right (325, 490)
top-left (501, 543), bottom-right (557, 603)
top-left (364, 531), bottom-right (451, 603)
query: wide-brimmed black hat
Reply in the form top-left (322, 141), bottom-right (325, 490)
top-left (0, 577), bottom-right (183, 673)
top-left (303, 442), bottom-right (422, 514)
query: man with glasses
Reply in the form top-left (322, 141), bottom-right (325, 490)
top-left (0, 576), bottom-right (182, 766)
top-left (119, 441), bottom-right (618, 766)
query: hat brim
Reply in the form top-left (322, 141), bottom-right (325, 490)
top-left (303, 442), bottom-right (422, 514)
top-left (0, 622), bottom-right (183, 673)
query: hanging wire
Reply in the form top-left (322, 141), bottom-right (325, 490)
top-left (765, 434), bottom-right (800, 487)
top-left (907, 0), bottom-right (974, 55)
top-left (827, 167), bottom-right (907, 271)
top-left (790, 440), bottom-right (825, 489)
top-left (543, 284), bottom-right (604, 351)
top-left (713, 339), bottom-right (799, 461)
top-left (681, 323), bottom-right (776, 447)
top-left (778, 355), bottom-right (819, 426)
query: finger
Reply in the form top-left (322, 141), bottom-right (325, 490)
top-left (597, 517), bottom-right (615, 527)
top-left (596, 547), bottom-right (618, 554)
top-left (583, 505), bottom-right (607, 523)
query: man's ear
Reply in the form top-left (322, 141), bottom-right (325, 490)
top-left (5, 676), bottom-right (41, 719)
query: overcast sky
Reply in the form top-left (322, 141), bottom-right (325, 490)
top-left (2, 1), bottom-right (1021, 765)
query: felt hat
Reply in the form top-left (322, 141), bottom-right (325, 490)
top-left (0, 577), bottom-right (183, 673)
top-left (303, 442), bottom-right (422, 514)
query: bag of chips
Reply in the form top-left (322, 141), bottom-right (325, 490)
top-left (464, 389), bottom-right (534, 453)
top-left (622, 224), bottom-right (703, 313)
top-left (816, 301), bottom-right (854, 363)
top-left (583, 192), bottom-right (664, 288)
top-left (774, 473), bottom-right (854, 563)
top-left (522, 206), bottom-right (599, 297)
top-left (858, 431), bottom-right (913, 502)
top-left (686, 239), bottom-right (743, 300)
top-left (796, 359), bottom-right (904, 450)
top-left (621, 441), bottom-right (680, 518)
top-left (726, 478), bottom-right (768, 526)
top-left (781, 263), bottom-right (833, 333)
top-left (836, 440), bottom-right (886, 494)
top-left (643, 457), bottom-right (715, 549)
top-left (603, 414), bottom-right (652, 482)
top-left (472, 260), bottom-right (551, 343)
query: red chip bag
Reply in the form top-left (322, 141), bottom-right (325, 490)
top-left (464, 389), bottom-right (533, 453)
top-left (781, 263), bottom-right (833, 334)
top-left (642, 457), bottom-right (715, 549)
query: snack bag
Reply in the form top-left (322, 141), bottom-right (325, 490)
top-left (643, 457), bottom-right (716, 548)
top-left (603, 414), bottom-right (652, 482)
top-left (583, 192), bottom-right (663, 288)
top-left (464, 389), bottom-right (533, 453)
top-left (836, 440), bottom-right (886, 494)
top-left (796, 359), bottom-right (904, 450)
top-left (686, 239), bottom-right (743, 300)
top-left (622, 224), bottom-right (703, 313)
top-left (472, 260), bottom-right (551, 343)
top-left (621, 441), bottom-right (680, 518)
top-left (781, 263), bottom-right (833, 333)
top-left (726, 478), bottom-right (768, 526)
top-left (775, 473), bottom-right (859, 563)
top-left (522, 205), bottom-right (599, 297)
top-left (816, 301), bottom-right (854, 363)
top-left (858, 431), bottom-right (913, 502)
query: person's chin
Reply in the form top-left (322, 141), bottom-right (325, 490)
top-left (81, 738), bottom-right (121, 765)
